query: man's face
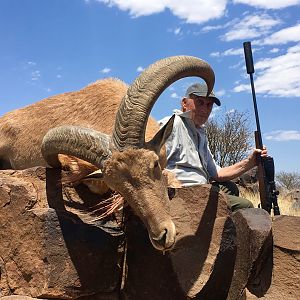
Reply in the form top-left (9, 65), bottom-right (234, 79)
top-left (182, 94), bottom-right (214, 128)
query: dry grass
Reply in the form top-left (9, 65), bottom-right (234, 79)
top-left (240, 188), bottom-right (300, 217)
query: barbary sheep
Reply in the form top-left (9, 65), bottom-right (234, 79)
top-left (0, 56), bottom-right (215, 251)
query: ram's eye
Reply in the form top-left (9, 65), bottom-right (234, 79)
top-left (154, 161), bottom-right (159, 169)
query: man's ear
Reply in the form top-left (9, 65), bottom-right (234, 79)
top-left (145, 115), bottom-right (175, 154)
top-left (181, 97), bottom-right (187, 112)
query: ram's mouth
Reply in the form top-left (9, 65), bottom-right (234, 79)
top-left (150, 236), bottom-right (176, 252)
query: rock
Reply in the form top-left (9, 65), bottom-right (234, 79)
top-left (0, 167), bottom-right (123, 299)
top-left (122, 185), bottom-right (237, 299)
top-left (0, 297), bottom-right (41, 300)
top-left (238, 168), bottom-right (258, 187)
top-left (246, 215), bottom-right (300, 299)
top-left (3, 167), bottom-right (294, 300)
top-left (286, 189), bottom-right (300, 210)
top-left (1, 169), bottom-right (236, 299)
top-left (229, 208), bottom-right (273, 300)
top-left (170, 186), bottom-right (236, 299)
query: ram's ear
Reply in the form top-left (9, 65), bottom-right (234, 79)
top-left (162, 169), bottom-right (182, 188)
top-left (145, 115), bottom-right (175, 154)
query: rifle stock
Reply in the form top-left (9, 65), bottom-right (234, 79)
top-left (255, 131), bottom-right (270, 212)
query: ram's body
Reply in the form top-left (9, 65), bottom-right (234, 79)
top-left (0, 78), bottom-right (159, 169)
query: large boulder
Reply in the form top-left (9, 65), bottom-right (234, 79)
top-left (229, 209), bottom-right (273, 300)
top-left (0, 168), bottom-right (123, 299)
top-left (246, 215), bottom-right (300, 299)
top-left (122, 185), bottom-right (236, 300)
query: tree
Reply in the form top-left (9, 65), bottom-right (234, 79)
top-left (206, 110), bottom-right (253, 167)
top-left (276, 171), bottom-right (300, 190)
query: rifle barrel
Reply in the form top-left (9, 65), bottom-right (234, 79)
top-left (243, 42), bottom-right (263, 149)
top-left (243, 41), bottom-right (255, 74)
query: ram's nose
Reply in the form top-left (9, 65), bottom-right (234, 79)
top-left (149, 221), bottom-right (176, 251)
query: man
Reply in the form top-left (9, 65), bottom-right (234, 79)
top-left (160, 83), bottom-right (267, 211)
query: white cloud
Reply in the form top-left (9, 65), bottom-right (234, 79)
top-left (233, 0), bottom-right (300, 9)
top-left (222, 13), bottom-right (281, 41)
top-left (98, 0), bottom-right (165, 16)
top-left (137, 66), bottom-right (144, 72)
top-left (202, 17), bottom-right (243, 33)
top-left (233, 84), bottom-right (249, 93)
top-left (169, 1), bottom-right (227, 24)
top-left (226, 109), bottom-right (236, 115)
top-left (270, 48), bottom-right (280, 53)
top-left (210, 52), bottom-right (221, 57)
top-left (215, 89), bottom-right (226, 97)
top-left (209, 106), bottom-right (221, 118)
top-left (95, 0), bottom-right (227, 24)
top-left (265, 130), bottom-right (300, 141)
top-left (100, 67), bottom-right (111, 73)
top-left (229, 61), bottom-right (244, 70)
top-left (171, 92), bottom-right (180, 99)
top-left (210, 47), bottom-right (244, 57)
top-left (174, 27), bottom-right (181, 35)
top-left (233, 84), bottom-right (250, 93)
top-left (91, 1), bottom-right (300, 24)
top-left (56, 74), bottom-right (62, 79)
top-left (167, 27), bottom-right (183, 36)
top-left (202, 24), bottom-right (225, 33)
top-left (31, 70), bottom-right (41, 81)
top-left (234, 44), bottom-right (300, 97)
top-left (260, 23), bottom-right (300, 45)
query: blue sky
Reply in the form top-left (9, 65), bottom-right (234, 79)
top-left (0, 0), bottom-right (299, 173)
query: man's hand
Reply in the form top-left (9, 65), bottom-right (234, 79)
top-left (214, 146), bottom-right (268, 182)
top-left (248, 146), bottom-right (268, 168)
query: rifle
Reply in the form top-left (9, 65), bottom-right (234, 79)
top-left (243, 41), bottom-right (280, 215)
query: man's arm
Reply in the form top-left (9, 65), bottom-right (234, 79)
top-left (212, 148), bottom-right (267, 182)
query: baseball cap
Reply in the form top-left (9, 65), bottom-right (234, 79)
top-left (185, 83), bottom-right (221, 106)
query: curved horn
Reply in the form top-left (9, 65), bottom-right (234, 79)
top-left (41, 126), bottom-right (112, 169)
top-left (112, 55), bottom-right (215, 150)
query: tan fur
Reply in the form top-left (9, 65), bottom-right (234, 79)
top-left (0, 78), bottom-right (160, 169)
top-left (162, 169), bottom-right (182, 188)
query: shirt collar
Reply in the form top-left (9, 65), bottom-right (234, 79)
top-left (173, 109), bottom-right (206, 131)
top-left (173, 109), bottom-right (192, 119)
